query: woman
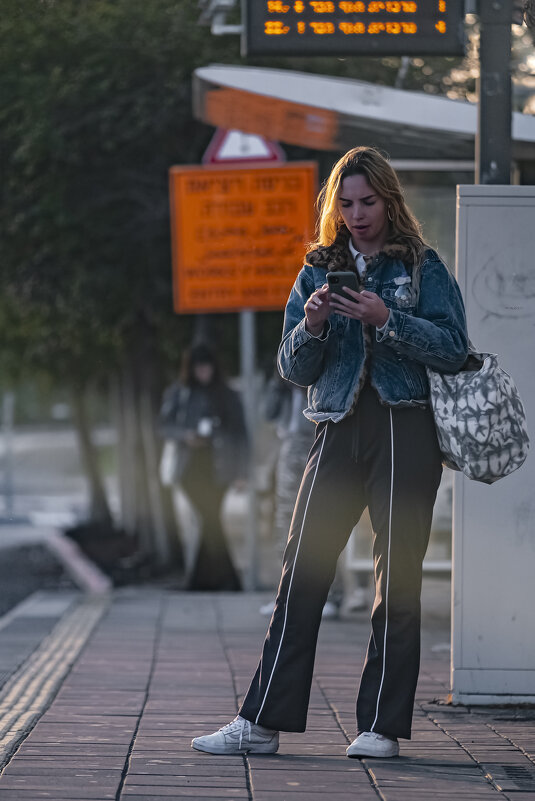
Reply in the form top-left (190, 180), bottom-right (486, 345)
top-left (159, 343), bottom-right (248, 591)
top-left (192, 147), bottom-right (468, 757)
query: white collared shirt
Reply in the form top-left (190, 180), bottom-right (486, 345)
top-left (348, 238), bottom-right (367, 277)
top-left (348, 239), bottom-right (390, 333)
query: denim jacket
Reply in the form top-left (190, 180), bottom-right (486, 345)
top-left (277, 232), bottom-right (468, 423)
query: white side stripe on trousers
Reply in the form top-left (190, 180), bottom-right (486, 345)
top-left (371, 408), bottom-right (394, 733)
top-left (255, 424), bottom-right (329, 725)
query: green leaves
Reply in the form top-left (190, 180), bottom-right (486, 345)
top-left (0, 0), bottom-right (238, 384)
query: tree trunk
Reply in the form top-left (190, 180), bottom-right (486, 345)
top-left (139, 386), bottom-right (170, 566)
top-left (116, 357), bottom-right (152, 554)
top-left (71, 384), bottom-right (113, 525)
top-left (115, 367), bottom-right (137, 537)
top-left (115, 328), bottom-right (183, 570)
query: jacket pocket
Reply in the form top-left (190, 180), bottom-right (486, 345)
top-left (381, 281), bottom-right (417, 313)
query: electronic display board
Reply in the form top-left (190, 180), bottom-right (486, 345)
top-left (243, 0), bottom-right (465, 57)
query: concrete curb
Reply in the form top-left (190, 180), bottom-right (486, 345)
top-left (45, 531), bottom-right (112, 596)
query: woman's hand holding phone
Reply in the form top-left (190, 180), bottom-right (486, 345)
top-left (304, 284), bottom-right (331, 336)
top-left (330, 285), bottom-right (389, 328)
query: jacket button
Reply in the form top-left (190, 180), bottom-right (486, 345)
top-left (389, 330), bottom-right (395, 337)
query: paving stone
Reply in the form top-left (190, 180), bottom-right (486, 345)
top-left (390, 754), bottom-right (477, 766)
top-left (0, 796), bottom-right (112, 801)
top-left (379, 793), bottom-right (501, 800)
top-left (0, 786), bottom-right (116, 799)
top-left (247, 756), bottom-right (366, 772)
top-left (479, 761), bottom-right (535, 792)
top-left (122, 797), bottom-right (243, 801)
top-left (0, 587), bottom-right (530, 800)
top-left (44, 706), bottom-right (143, 718)
top-left (26, 721), bottom-right (136, 736)
top-left (39, 712), bottom-right (139, 725)
top-left (273, 733), bottom-right (346, 745)
top-left (130, 750), bottom-right (244, 761)
top-left (500, 794), bottom-right (535, 800)
top-left (24, 733), bottom-right (134, 745)
top-left (128, 762), bottom-right (246, 777)
top-left (253, 790), bottom-right (378, 797)
top-left (374, 779), bottom-right (501, 793)
top-left (2, 765), bottom-right (123, 779)
top-left (131, 737), bottom-right (191, 750)
top-left (12, 744), bottom-right (128, 757)
top-left (122, 787), bottom-right (249, 797)
top-left (0, 775), bottom-right (119, 791)
top-left (6, 758), bottom-right (124, 770)
top-left (124, 774), bottom-right (249, 787)
top-left (251, 768), bottom-right (373, 789)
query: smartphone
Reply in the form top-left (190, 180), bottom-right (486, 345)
top-left (326, 270), bottom-right (360, 301)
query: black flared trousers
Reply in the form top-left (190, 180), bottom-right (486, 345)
top-left (239, 383), bottom-right (442, 740)
top-left (182, 447), bottom-right (241, 592)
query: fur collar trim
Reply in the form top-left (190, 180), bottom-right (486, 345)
top-left (305, 227), bottom-right (414, 272)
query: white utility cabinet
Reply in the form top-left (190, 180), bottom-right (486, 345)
top-left (452, 184), bottom-right (535, 704)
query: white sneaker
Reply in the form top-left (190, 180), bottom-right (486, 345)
top-left (346, 731), bottom-right (399, 758)
top-left (192, 715), bottom-right (279, 755)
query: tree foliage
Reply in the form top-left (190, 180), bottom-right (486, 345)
top-left (0, 0), bottom-right (243, 546)
top-left (2, 2), bottom-right (532, 385)
top-left (0, 0), bottom-right (241, 384)
top-left (2, 0), bottom-right (533, 549)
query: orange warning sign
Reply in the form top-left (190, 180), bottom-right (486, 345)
top-left (169, 162), bottom-right (317, 313)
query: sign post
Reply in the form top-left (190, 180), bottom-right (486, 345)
top-left (476, 0), bottom-right (512, 184)
top-left (169, 159), bottom-right (317, 589)
top-left (239, 308), bottom-right (259, 591)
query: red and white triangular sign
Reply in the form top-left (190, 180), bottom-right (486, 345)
top-left (202, 128), bottom-right (285, 165)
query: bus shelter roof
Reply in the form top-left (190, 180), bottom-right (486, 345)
top-left (193, 64), bottom-right (535, 166)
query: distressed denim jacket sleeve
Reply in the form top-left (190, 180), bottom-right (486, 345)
top-left (277, 265), bottom-right (331, 387)
top-left (376, 254), bottom-right (468, 372)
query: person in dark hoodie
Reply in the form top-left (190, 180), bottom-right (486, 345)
top-left (192, 147), bottom-right (468, 758)
top-left (159, 343), bottom-right (248, 591)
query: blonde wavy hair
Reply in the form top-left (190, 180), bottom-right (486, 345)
top-left (312, 146), bottom-right (428, 266)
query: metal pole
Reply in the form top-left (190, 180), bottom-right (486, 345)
top-left (476, 0), bottom-right (513, 184)
top-left (239, 309), bottom-right (259, 591)
top-left (2, 392), bottom-right (15, 520)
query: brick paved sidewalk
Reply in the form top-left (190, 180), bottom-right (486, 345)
top-left (0, 585), bottom-right (534, 800)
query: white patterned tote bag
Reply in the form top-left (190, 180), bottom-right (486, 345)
top-left (426, 349), bottom-right (530, 484)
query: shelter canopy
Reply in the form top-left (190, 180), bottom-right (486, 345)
top-left (193, 65), bottom-right (535, 164)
